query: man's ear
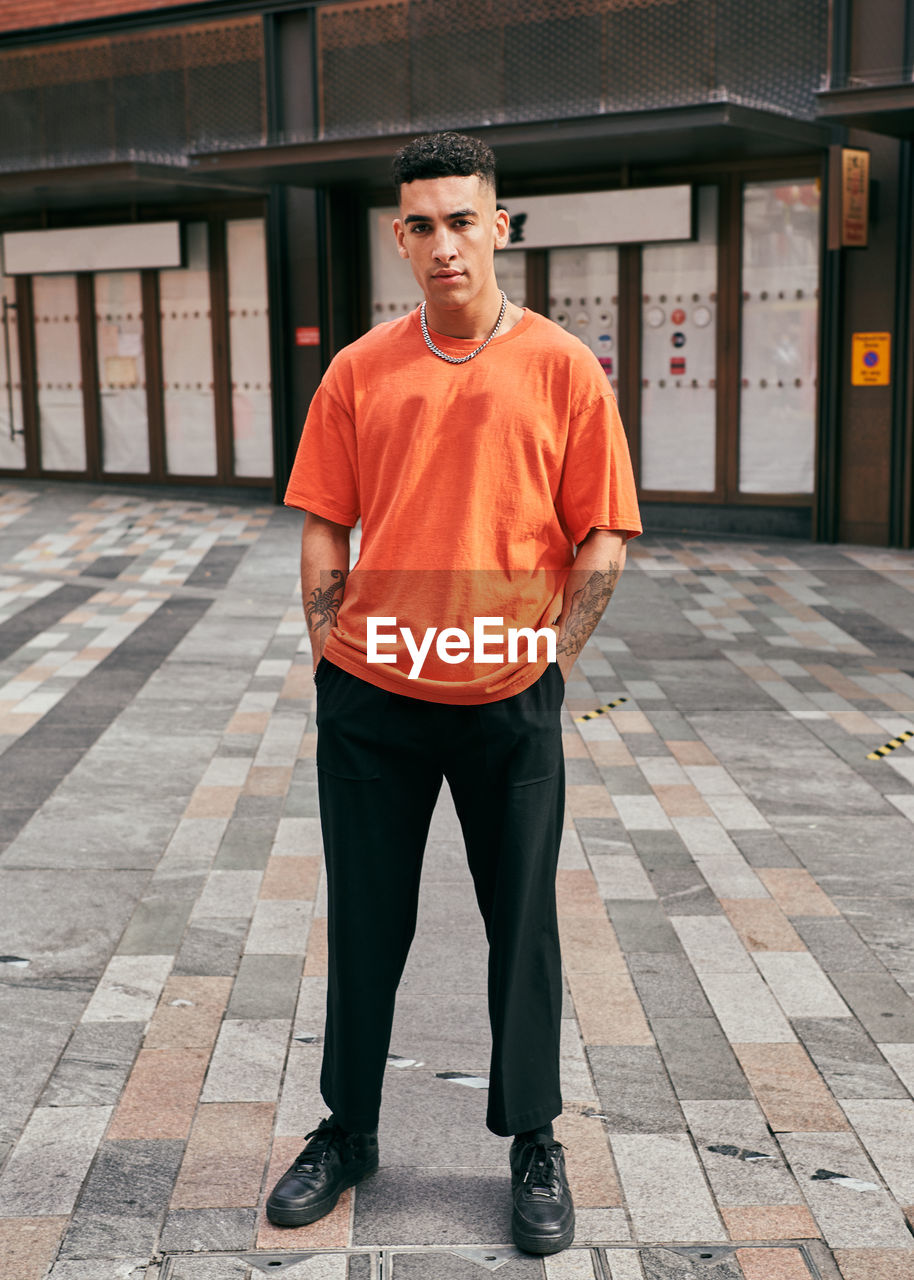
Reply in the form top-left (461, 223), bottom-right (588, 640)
top-left (493, 206), bottom-right (511, 251)
top-left (393, 217), bottom-right (409, 260)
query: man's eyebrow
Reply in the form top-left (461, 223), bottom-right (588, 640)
top-left (403, 208), bottom-right (478, 225)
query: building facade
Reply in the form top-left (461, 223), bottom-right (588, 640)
top-left (0, 0), bottom-right (911, 546)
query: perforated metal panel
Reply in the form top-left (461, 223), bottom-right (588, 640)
top-left (0, 17), bottom-right (265, 172)
top-left (317, 0), bottom-right (829, 139)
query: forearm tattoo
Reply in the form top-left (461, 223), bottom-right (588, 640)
top-left (557, 563), bottom-right (622, 658)
top-left (304, 569), bottom-right (346, 634)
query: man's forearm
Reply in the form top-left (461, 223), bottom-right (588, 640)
top-left (301, 514), bottom-right (352, 671)
top-left (555, 529), bottom-right (628, 679)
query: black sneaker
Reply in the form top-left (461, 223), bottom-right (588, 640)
top-left (266, 1117), bottom-right (379, 1227)
top-left (509, 1131), bottom-right (575, 1255)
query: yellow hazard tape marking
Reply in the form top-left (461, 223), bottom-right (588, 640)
top-left (575, 696), bottom-right (629, 723)
top-left (867, 730), bottom-right (914, 760)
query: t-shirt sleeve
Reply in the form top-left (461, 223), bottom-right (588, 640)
top-left (555, 385), bottom-right (642, 547)
top-left (283, 369), bottom-right (360, 526)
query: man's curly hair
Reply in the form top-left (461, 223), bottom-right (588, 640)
top-left (391, 132), bottom-right (496, 199)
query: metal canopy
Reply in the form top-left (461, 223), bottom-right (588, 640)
top-left (189, 103), bottom-right (831, 191)
top-left (0, 161), bottom-right (264, 219)
top-left (0, 102), bottom-right (830, 218)
top-left (816, 83), bottom-right (914, 139)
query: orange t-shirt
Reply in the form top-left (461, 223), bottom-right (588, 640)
top-left (284, 307), bottom-right (642, 704)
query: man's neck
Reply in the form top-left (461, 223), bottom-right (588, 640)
top-left (423, 286), bottom-right (523, 341)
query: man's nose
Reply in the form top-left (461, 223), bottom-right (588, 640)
top-left (431, 229), bottom-right (457, 261)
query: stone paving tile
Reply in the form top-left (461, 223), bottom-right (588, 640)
top-left (201, 1018), bottom-right (291, 1103)
top-left (736, 1248), bottom-right (813, 1280)
top-left (833, 1251), bottom-right (914, 1279)
top-left (588, 1046), bottom-right (685, 1133)
top-left (609, 1133), bottom-right (727, 1242)
top-left (144, 976), bottom-right (233, 1051)
top-left (839, 1100), bottom-right (914, 1203)
top-left (793, 1017), bottom-right (909, 1100)
top-left (0, 1216), bottom-right (68, 1280)
top-left (0, 1106), bottom-right (112, 1218)
top-left (778, 1131), bottom-right (913, 1249)
top-left (80, 954), bottom-right (174, 1025)
top-left (753, 953), bottom-right (851, 1020)
top-left (58, 1138), bottom-right (186, 1259)
top-left (107, 1048), bottom-right (209, 1140)
top-left (651, 1017), bottom-right (751, 1100)
top-left (699, 971), bottom-right (801, 1048)
top-left (41, 1021), bottom-right (146, 1107)
top-left (829, 972), bottom-right (914, 1043)
top-left (681, 1100), bottom-right (805, 1208)
top-left (735, 1043), bottom-right (850, 1132)
top-left (171, 1103), bottom-right (274, 1209)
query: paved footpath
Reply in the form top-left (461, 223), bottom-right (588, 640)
top-left (1, 481), bottom-right (914, 1280)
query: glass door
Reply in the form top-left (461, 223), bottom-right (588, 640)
top-left (95, 271), bottom-right (150, 475)
top-left (160, 222), bottom-right (218, 477)
top-left (33, 274), bottom-right (87, 474)
top-left (739, 180), bottom-right (819, 495)
top-left (227, 218), bottom-right (273, 479)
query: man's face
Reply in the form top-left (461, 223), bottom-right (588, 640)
top-left (393, 174), bottom-right (510, 311)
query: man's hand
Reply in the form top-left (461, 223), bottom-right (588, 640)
top-left (554, 529), bottom-right (628, 682)
top-left (301, 513), bottom-right (352, 673)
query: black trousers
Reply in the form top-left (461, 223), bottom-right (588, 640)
top-left (314, 657), bottom-right (566, 1138)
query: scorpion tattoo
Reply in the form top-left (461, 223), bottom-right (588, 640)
top-left (305, 569), bottom-right (346, 633)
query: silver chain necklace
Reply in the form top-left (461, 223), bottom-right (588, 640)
top-left (420, 291), bottom-right (508, 364)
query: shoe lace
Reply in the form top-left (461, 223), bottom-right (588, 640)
top-left (520, 1140), bottom-right (565, 1199)
top-left (293, 1119), bottom-right (344, 1175)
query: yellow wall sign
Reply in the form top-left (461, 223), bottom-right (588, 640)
top-left (851, 332), bottom-right (891, 386)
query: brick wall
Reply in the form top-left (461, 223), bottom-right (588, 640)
top-left (0, 0), bottom-right (215, 36)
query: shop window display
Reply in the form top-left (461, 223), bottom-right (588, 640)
top-left (640, 186), bottom-right (718, 493)
top-left (739, 180), bottom-right (819, 495)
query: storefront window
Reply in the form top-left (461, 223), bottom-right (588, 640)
top-left (227, 218), bottom-right (273, 479)
top-left (739, 180), bottom-right (819, 495)
top-left (369, 206), bottom-right (422, 328)
top-left (33, 274), bottom-right (86, 473)
top-left (548, 247), bottom-right (619, 392)
top-left (0, 270), bottom-right (24, 470)
top-left (160, 222), bottom-right (217, 477)
top-left (496, 248), bottom-right (526, 307)
top-left (95, 271), bottom-right (149, 474)
top-left (640, 186), bottom-right (718, 493)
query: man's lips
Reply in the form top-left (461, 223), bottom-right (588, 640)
top-left (432, 271), bottom-right (463, 279)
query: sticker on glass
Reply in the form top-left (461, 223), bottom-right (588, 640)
top-left (646, 305), bottom-right (665, 328)
top-left (693, 305), bottom-right (712, 328)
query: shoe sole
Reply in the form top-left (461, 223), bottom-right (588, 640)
top-left (265, 1159), bottom-right (378, 1228)
top-left (512, 1222), bottom-right (576, 1256)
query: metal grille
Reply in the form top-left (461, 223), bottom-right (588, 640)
top-left (0, 17), bottom-right (265, 172)
top-left (317, 0), bottom-right (829, 139)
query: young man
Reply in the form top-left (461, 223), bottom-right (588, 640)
top-left (267, 132), bottom-right (641, 1256)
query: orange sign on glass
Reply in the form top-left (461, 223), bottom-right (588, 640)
top-left (851, 332), bottom-right (891, 387)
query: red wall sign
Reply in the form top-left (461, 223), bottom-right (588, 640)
top-left (295, 326), bottom-right (321, 347)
